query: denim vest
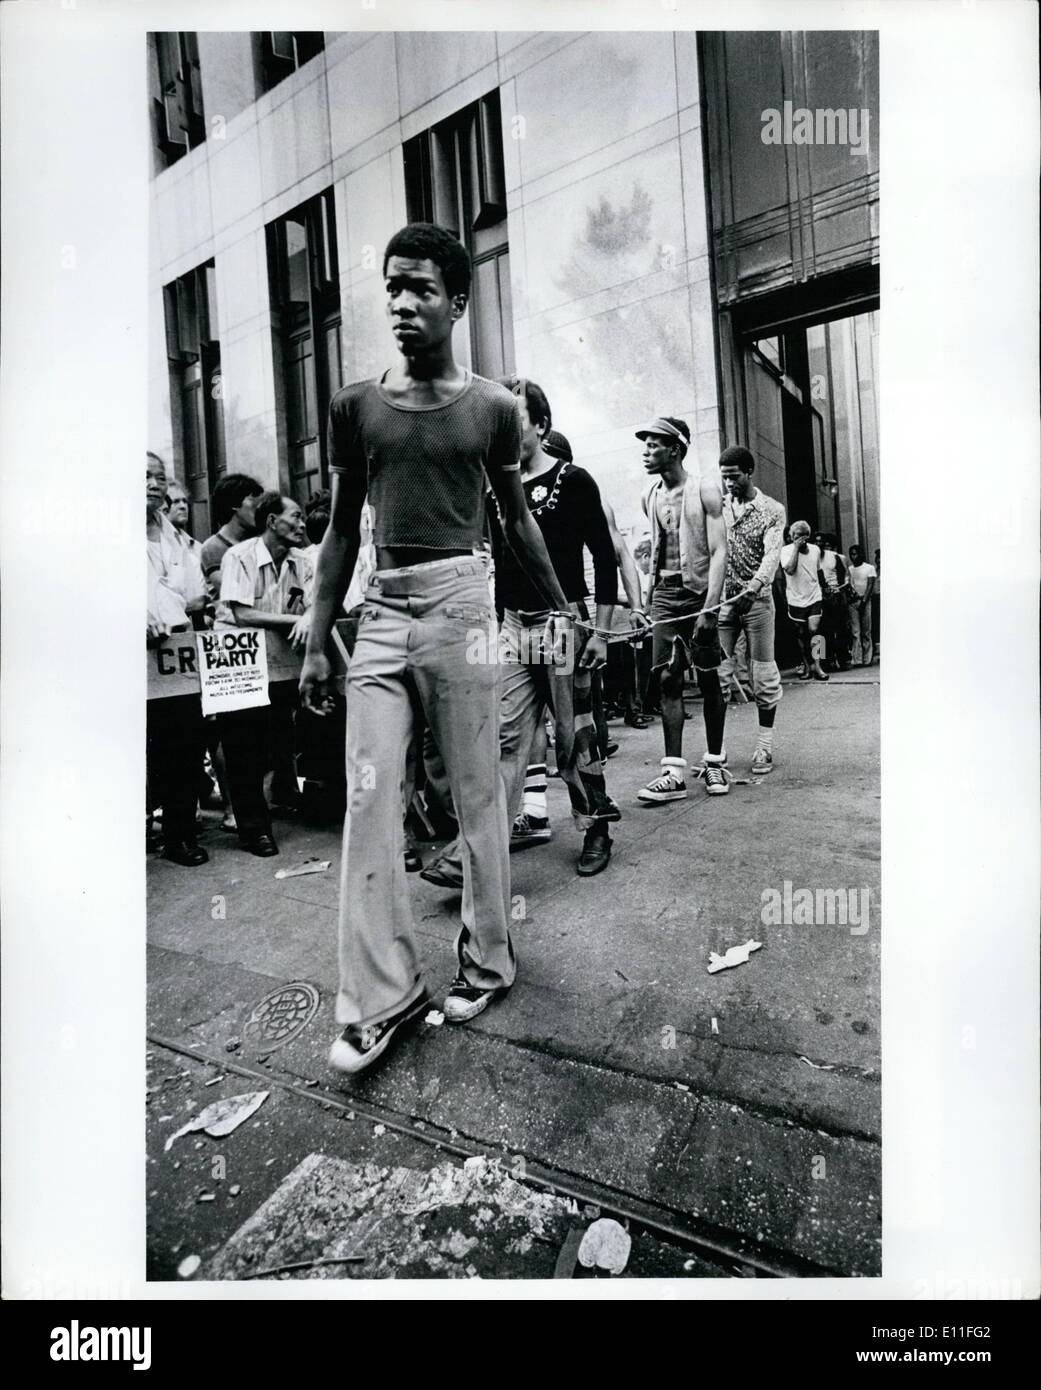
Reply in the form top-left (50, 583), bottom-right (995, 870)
top-left (644, 474), bottom-right (714, 593)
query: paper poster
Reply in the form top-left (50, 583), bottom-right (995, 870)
top-left (196, 628), bottom-right (269, 715)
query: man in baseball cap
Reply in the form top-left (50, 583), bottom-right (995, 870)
top-left (635, 417), bottom-right (731, 800)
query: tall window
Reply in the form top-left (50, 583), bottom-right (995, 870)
top-left (403, 91), bottom-right (514, 377)
top-left (149, 32), bottom-right (205, 170)
top-left (255, 32), bottom-right (325, 94)
top-left (163, 263), bottom-right (226, 537)
top-left (267, 191), bottom-right (342, 503)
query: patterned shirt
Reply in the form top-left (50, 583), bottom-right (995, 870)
top-left (218, 537), bottom-right (312, 624)
top-left (722, 489), bottom-right (786, 598)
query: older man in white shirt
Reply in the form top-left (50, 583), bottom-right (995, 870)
top-left (217, 490), bottom-right (311, 856)
top-left (146, 452), bottom-right (209, 866)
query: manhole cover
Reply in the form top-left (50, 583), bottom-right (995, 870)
top-left (243, 982), bottom-right (321, 1050)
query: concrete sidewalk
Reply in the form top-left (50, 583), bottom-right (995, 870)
top-left (147, 672), bottom-right (881, 1277)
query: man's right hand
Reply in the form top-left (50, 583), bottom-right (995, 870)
top-left (299, 651), bottom-right (335, 714)
top-left (146, 621), bottom-right (169, 648)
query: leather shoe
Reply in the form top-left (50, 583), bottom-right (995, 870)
top-left (577, 828), bottom-right (612, 876)
top-left (161, 839), bottom-right (209, 867)
top-left (242, 833), bottom-right (278, 857)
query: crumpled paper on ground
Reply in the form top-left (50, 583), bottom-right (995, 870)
top-left (577, 1217), bottom-right (631, 1275)
top-left (707, 939), bottom-right (763, 974)
top-left (164, 1091), bottom-right (269, 1151)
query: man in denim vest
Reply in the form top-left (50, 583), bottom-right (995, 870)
top-left (635, 418), bottom-right (730, 801)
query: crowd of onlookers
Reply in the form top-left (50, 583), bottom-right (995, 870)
top-left (146, 449), bottom-right (878, 869)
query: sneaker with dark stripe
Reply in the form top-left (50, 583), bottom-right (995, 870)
top-left (328, 992), bottom-right (430, 1074)
top-left (694, 759), bottom-right (733, 795)
top-left (443, 974), bottom-right (505, 1024)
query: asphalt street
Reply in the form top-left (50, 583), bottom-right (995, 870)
top-left (147, 666), bottom-right (881, 1281)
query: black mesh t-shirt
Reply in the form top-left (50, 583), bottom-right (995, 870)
top-left (326, 371), bottom-right (522, 551)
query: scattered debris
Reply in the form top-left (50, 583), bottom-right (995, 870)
top-left (229, 1185), bottom-right (241, 1196)
top-left (164, 1091), bottom-right (270, 1151)
top-left (684, 1258), bottom-right (696, 1271)
top-left (445, 1230), bottom-right (479, 1260)
top-left (204, 1075), bottom-right (224, 1087)
top-left (373, 1124), bottom-right (386, 1137)
top-left (553, 1227), bottom-right (584, 1278)
top-left (798, 1056), bottom-right (835, 1071)
top-left (197, 1192), bottom-right (216, 1203)
top-left (614, 969), bottom-right (630, 982)
top-left (274, 859), bottom-right (331, 880)
top-left (246, 1254), bottom-right (365, 1278)
top-left (177, 1255), bottom-right (200, 1279)
top-left (578, 1218), bottom-right (631, 1275)
top-left (424, 1009), bottom-right (445, 1026)
top-left (711, 1017), bottom-right (720, 1034)
top-left (674, 1082), bottom-right (690, 1092)
top-left (707, 939), bottom-right (764, 974)
top-left (224, 1038), bottom-right (242, 1053)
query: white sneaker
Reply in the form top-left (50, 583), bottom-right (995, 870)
top-left (751, 746), bottom-right (774, 775)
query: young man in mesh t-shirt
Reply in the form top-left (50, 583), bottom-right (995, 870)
top-left (300, 224), bottom-right (570, 1075)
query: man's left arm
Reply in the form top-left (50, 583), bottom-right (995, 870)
top-left (696, 477), bottom-right (727, 636)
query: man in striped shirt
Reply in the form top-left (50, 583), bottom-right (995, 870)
top-left (718, 446), bottom-right (786, 776)
top-left (218, 491), bottom-right (312, 856)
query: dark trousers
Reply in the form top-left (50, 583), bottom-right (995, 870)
top-left (147, 694), bottom-right (205, 844)
top-left (822, 591), bottom-right (852, 667)
top-left (219, 680), bottom-right (298, 839)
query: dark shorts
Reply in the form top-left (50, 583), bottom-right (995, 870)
top-left (787, 599), bottom-right (824, 624)
top-left (649, 576), bottom-right (721, 672)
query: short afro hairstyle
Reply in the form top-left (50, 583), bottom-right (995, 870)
top-left (718, 444), bottom-right (755, 474)
top-left (383, 223), bottom-right (472, 299)
top-left (210, 472), bottom-right (264, 529)
top-left (498, 376), bottom-right (552, 434)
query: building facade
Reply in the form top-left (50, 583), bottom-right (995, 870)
top-left (149, 29), bottom-right (878, 550)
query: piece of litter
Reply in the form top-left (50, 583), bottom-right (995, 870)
top-left (274, 858), bottom-right (331, 880)
top-left (225, 1038), bottom-right (242, 1053)
top-left (229, 1184), bottom-right (241, 1196)
top-left (674, 1082), bottom-right (690, 1092)
top-left (711, 1017), bottom-right (719, 1034)
top-left (164, 1091), bottom-right (269, 1151)
top-left (798, 1056), bottom-right (835, 1071)
top-left (177, 1255), bottom-right (200, 1279)
top-left (553, 1227), bottom-right (584, 1279)
top-left (578, 1218), bottom-right (631, 1275)
top-left (684, 1258), bottom-right (696, 1271)
top-left (373, 1124), bottom-right (386, 1137)
top-left (707, 939), bottom-right (763, 974)
top-left (196, 1192), bottom-right (216, 1203)
top-left (266, 1158), bottom-right (276, 1166)
top-left (614, 969), bottom-right (630, 982)
top-left (424, 1009), bottom-right (445, 1026)
top-left (204, 1076), bottom-right (224, 1087)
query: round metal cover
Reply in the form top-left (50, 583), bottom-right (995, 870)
top-left (243, 982), bottom-right (321, 1050)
